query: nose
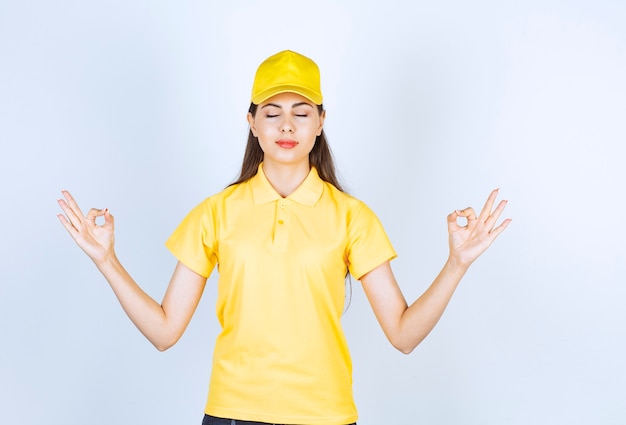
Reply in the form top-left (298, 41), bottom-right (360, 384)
top-left (281, 116), bottom-right (294, 133)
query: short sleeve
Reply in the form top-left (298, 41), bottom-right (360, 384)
top-left (165, 198), bottom-right (218, 278)
top-left (346, 202), bottom-right (397, 280)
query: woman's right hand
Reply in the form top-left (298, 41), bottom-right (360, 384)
top-left (57, 190), bottom-right (115, 265)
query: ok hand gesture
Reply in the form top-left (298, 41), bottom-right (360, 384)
top-left (447, 189), bottom-right (511, 266)
top-left (57, 190), bottom-right (115, 265)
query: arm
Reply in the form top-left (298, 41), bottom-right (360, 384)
top-left (361, 189), bottom-right (511, 354)
top-left (57, 190), bottom-right (207, 351)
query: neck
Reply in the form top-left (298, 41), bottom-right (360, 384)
top-left (262, 160), bottom-right (310, 197)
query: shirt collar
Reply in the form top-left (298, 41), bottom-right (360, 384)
top-left (250, 163), bottom-right (324, 206)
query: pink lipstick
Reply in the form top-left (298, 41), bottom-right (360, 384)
top-left (276, 139), bottom-right (298, 149)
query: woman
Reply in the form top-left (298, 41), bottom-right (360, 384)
top-left (57, 50), bottom-right (510, 425)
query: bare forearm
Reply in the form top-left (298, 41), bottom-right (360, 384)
top-left (394, 257), bottom-right (469, 353)
top-left (57, 191), bottom-right (204, 350)
top-left (362, 190), bottom-right (510, 354)
top-left (94, 254), bottom-right (176, 350)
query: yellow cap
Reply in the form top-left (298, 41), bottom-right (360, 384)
top-left (251, 50), bottom-right (323, 105)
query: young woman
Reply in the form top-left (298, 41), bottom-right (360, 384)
top-left (57, 50), bottom-right (511, 425)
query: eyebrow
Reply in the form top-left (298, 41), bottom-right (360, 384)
top-left (261, 102), bottom-right (314, 109)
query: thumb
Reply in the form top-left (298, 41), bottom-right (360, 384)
top-left (103, 208), bottom-right (114, 228)
top-left (86, 208), bottom-right (106, 225)
top-left (447, 210), bottom-right (463, 232)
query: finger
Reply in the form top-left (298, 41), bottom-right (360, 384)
top-left (456, 207), bottom-right (477, 221)
top-left (61, 190), bottom-right (86, 219)
top-left (95, 208), bottom-right (115, 230)
top-left (489, 217), bottom-right (512, 240)
top-left (57, 197), bottom-right (83, 230)
top-left (59, 190), bottom-right (84, 225)
top-left (86, 208), bottom-right (105, 226)
top-left (478, 189), bottom-right (499, 222)
top-left (103, 208), bottom-right (114, 228)
top-left (447, 210), bottom-right (463, 232)
top-left (57, 213), bottom-right (79, 238)
top-left (485, 199), bottom-right (508, 229)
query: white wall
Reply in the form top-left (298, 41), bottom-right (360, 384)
top-left (1, 1), bottom-right (624, 424)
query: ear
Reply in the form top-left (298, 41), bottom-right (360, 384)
top-left (317, 109), bottom-right (326, 136)
top-left (247, 112), bottom-right (257, 137)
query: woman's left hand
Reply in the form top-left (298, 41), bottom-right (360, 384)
top-left (447, 189), bottom-right (511, 266)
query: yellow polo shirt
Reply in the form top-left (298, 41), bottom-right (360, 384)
top-left (166, 164), bottom-right (396, 425)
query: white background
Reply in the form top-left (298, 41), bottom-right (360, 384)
top-left (1, 1), bottom-right (625, 424)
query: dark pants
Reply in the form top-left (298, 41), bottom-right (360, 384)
top-left (202, 414), bottom-right (356, 425)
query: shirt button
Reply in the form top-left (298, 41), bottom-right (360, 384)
top-left (278, 220), bottom-right (284, 225)
top-left (279, 202), bottom-right (286, 208)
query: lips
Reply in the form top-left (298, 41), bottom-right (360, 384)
top-left (276, 140), bottom-right (298, 149)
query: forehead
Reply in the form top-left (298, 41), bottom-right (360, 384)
top-left (259, 92), bottom-right (314, 107)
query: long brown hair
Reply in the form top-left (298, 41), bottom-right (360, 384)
top-left (229, 103), bottom-right (345, 192)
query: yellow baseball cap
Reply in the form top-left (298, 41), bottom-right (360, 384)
top-left (251, 50), bottom-right (323, 105)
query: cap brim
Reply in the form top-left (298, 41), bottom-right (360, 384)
top-left (252, 84), bottom-right (323, 105)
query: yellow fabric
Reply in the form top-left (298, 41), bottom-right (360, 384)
top-left (166, 164), bottom-right (396, 425)
top-left (251, 50), bottom-right (323, 105)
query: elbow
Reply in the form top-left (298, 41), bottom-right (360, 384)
top-left (389, 326), bottom-right (434, 354)
top-left (393, 342), bottom-right (416, 355)
top-left (154, 343), bottom-right (172, 352)
top-left (389, 336), bottom-right (415, 354)
top-left (149, 323), bottom-right (185, 352)
top-left (390, 335), bottom-right (425, 355)
top-left (152, 335), bottom-right (180, 352)
top-left (399, 346), bottom-right (414, 355)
